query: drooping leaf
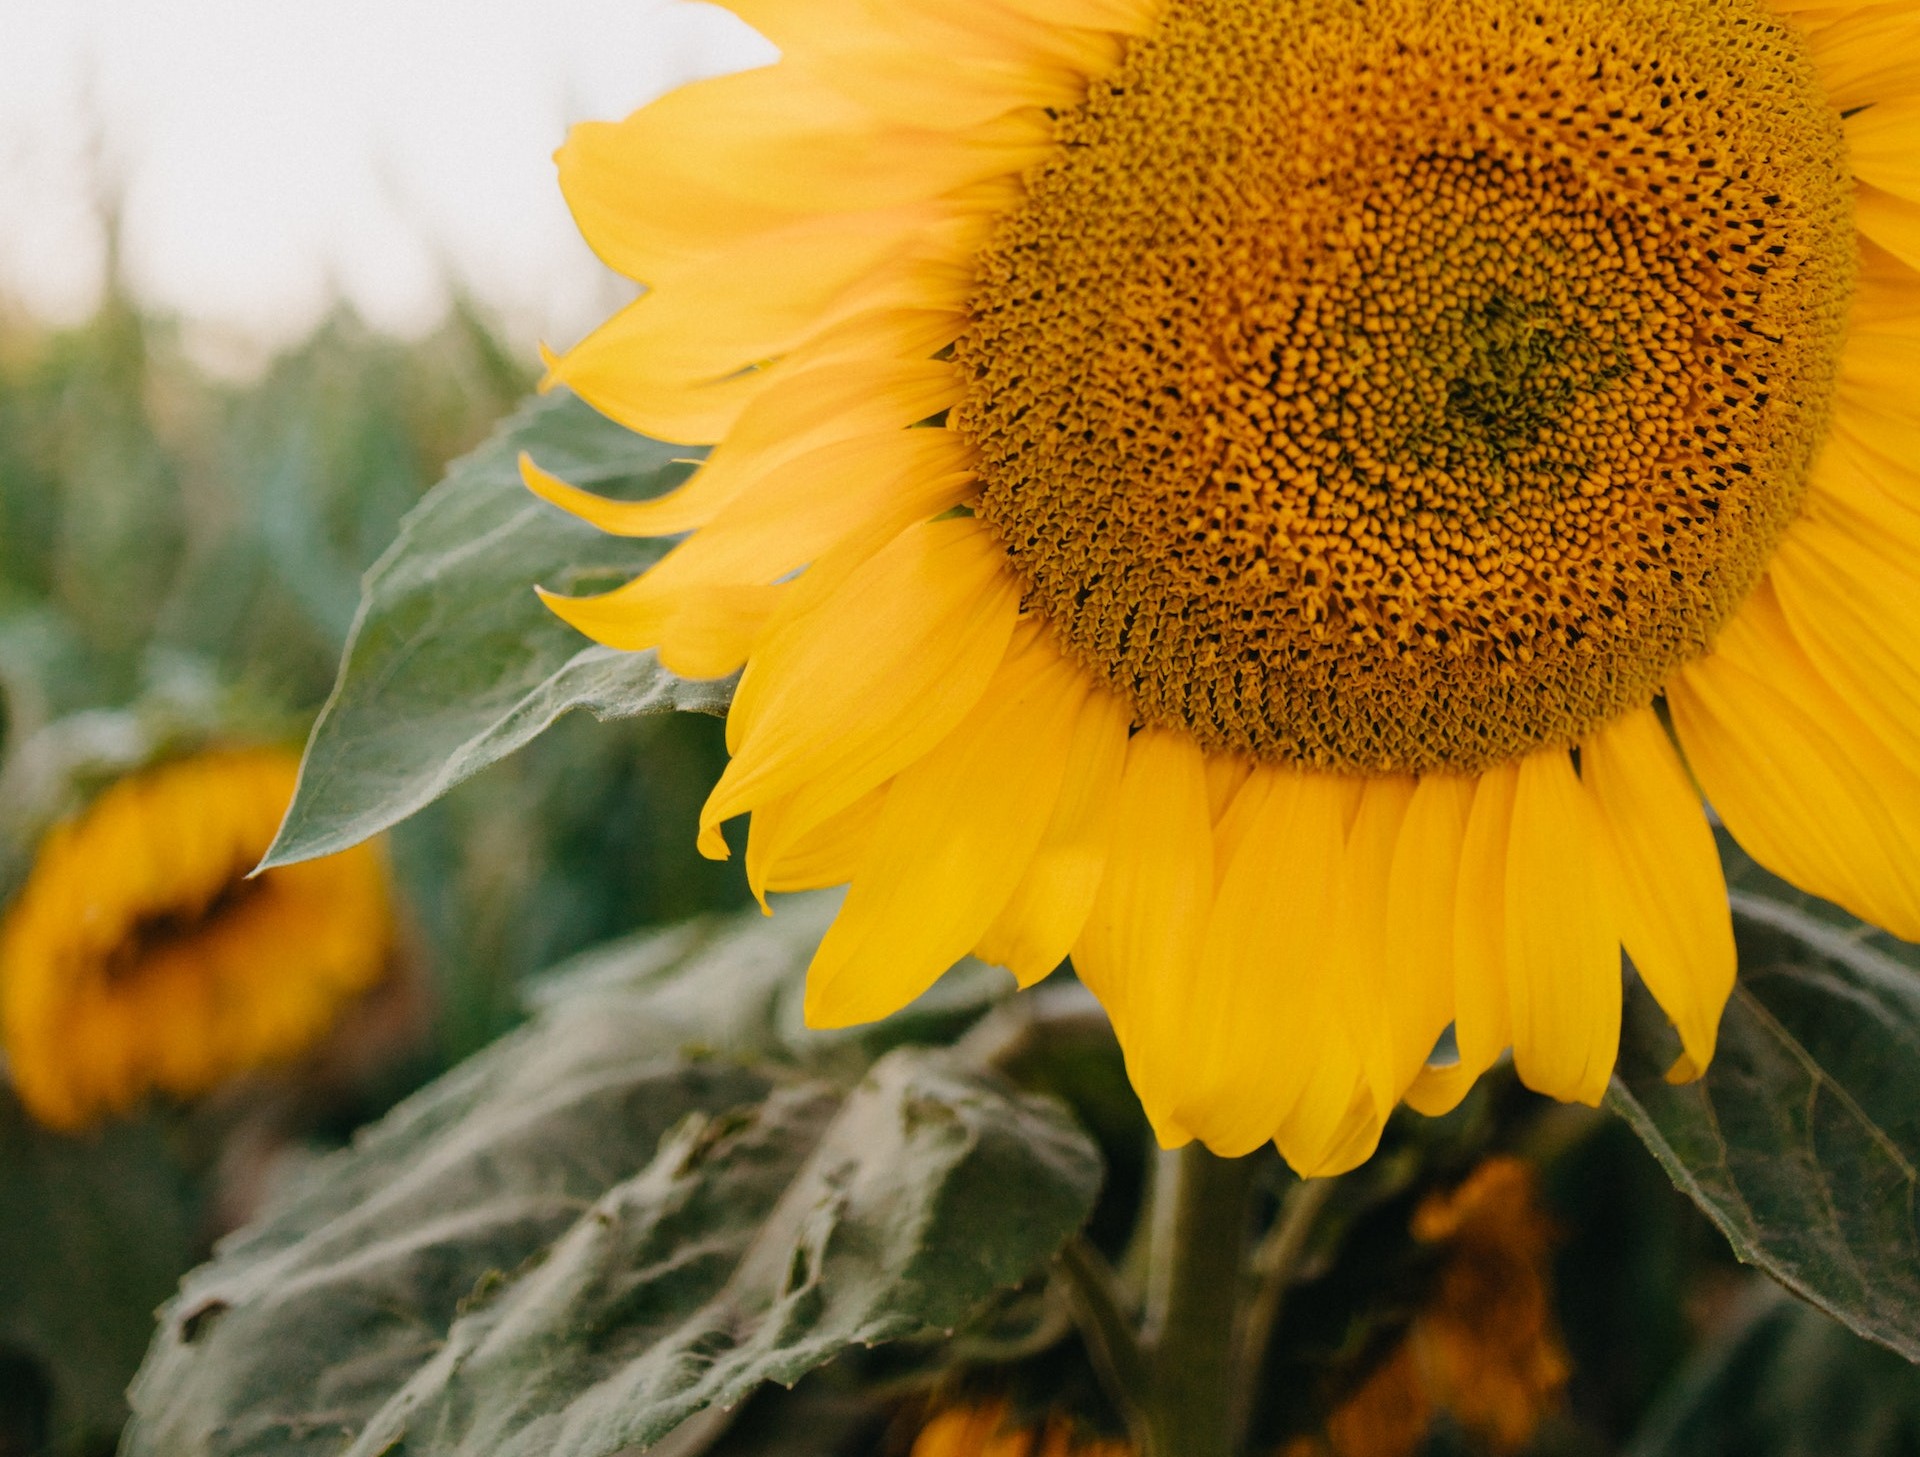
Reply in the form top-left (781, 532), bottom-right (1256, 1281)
top-left (344, 1047), bottom-right (1101, 1457)
top-left (1611, 876), bottom-right (1920, 1360)
top-left (263, 390), bottom-right (724, 870)
top-left (122, 901), bottom-right (1093, 1457)
top-left (0, 1092), bottom-right (196, 1448)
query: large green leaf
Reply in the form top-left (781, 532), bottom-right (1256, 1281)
top-left (1611, 878), bottom-right (1920, 1360)
top-left (344, 1047), bottom-right (1099, 1457)
top-left (122, 902), bottom-right (1093, 1457)
top-left (263, 390), bottom-right (723, 870)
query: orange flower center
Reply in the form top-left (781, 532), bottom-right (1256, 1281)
top-left (957, 0), bottom-right (1853, 771)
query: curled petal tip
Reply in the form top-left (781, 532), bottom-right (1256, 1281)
top-left (1664, 1050), bottom-right (1707, 1085)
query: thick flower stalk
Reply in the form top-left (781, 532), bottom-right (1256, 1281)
top-left (530, 0), bottom-right (1920, 1174)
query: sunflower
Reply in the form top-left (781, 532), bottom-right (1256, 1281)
top-left (1, 749), bottom-right (393, 1131)
top-left (910, 1402), bottom-right (1132, 1457)
top-left (1284, 1158), bottom-right (1568, 1457)
top-left (531, 0), bottom-right (1920, 1174)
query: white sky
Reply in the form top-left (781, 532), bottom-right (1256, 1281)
top-left (0, 0), bottom-right (774, 365)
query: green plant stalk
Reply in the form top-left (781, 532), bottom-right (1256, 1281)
top-left (1141, 1143), bottom-right (1258, 1457)
top-left (1230, 1174), bottom-right (1340, 1448)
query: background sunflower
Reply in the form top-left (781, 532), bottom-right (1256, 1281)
top-left (4, 4), bottom-right (1920, 1457)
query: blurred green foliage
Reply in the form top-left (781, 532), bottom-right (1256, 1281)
top-left (0, 282), bottom-right (748, 1067)
top-left (0, 282), bottom-right (747, 1453)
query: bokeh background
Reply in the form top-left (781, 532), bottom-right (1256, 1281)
top-left (4, 8), bottom-right (1920, 1457)
top-left (0, 0), bottom-right (780, 1053)
top-left (0, 11), bottom-right (775, 1450)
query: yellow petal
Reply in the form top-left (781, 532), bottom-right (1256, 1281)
top-left (1808, 417), bottom-right (1920, 535)
top-left (1770, 520), bottom-right (1920, 771)
top-left (803, 635), bottom-right (1085, 1027)
top-left (1203, 752), bottom-right (1254, 824)
top-left (1581, 706), bottom-right (1733, 1081)
top-left (539, 428), bottom-right (976, 656)
top-left (1340, 775), bottom-right (1417, 1115)
top-left (757, 786), bottom-right (887, 896)
top-left (1672, 588), bottom-right (1920, 939)
top-left (701, 517), bottom-right (1020, 859)
top-left (656, 584), bottom-right (786, 680)
top-left (635, 359), bottom-right (962, 533)
top-left (1404, 1062), bottom-right (1479, 1119)
top-left (557, 114), bottom-right (792, 282)
top-left (1449, 761), bottom-right (1520, 1091)
top-left (1808, 6), bottom-right (1920, 112)
top-left (973, 676), bottom-right (1132, 987)
top-left (596, 63), bottom-right (1053, 216)
top-left (1775, 0), bottom-right (1897, 17)
top-left (541, 360), bottom-right (768, 448)
top-left (1071, 727), bottom-right (1213, 1147)
top-left (1858, 182), bottom-right (1920, 276)
top-left (992, 0), bottom-right (1159, 37)
top-left (1178, 769), bottom-right (1359, 1159)
top-left (1504, 749), bottom-right (1622, 1108)
top-left (1384, 774), bottom-right (1476, 1098)
top-left (539, 574), bottom-right (786, 665)
top-left (565, 206), bottom-right (961, 395)
top-left (1280, 1078), bottom-right (1386, 1180)
top-left (654, 429), bottom-right (975, 591)
top-left (1837, 321), bottom-right (1920, 466)
top-left (741, 0), bottom-right (1124, 129)
top-left (730, 0), bottom-right (1137, 79)
top-left (1849, 99), bottom-right (1920, 203)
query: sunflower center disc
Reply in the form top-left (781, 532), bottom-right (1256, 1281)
top-left (957, 0), bottom-right (1854, 771)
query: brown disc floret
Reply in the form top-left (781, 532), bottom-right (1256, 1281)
top-left (958, 0), bottom-right (1855, 771)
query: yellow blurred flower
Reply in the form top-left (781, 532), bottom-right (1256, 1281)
top-left (1287, 1157), bottom-right (1569, 1457)
top-left (0, 748), bottom-right (392, 1131)
top-left (535, 0), bottom-right (1920, 1174)
top-left (910, 1402), bottom-right (1133, 1457)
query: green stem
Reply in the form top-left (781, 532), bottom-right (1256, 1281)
top-left (1141, 1143), bottom-right (1258, 1457)
top-left (1057, 1236), bottom-right (1153, 1447)
top-left (1229, 1174), bottom-right (1340, 1449)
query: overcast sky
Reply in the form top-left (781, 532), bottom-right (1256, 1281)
top-left (0, 0), bottom-right (773, 365)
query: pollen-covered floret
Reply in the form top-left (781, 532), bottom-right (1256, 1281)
top-left (960, 0), bottom-right (1855, 771)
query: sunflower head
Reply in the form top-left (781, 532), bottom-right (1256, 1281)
top-left (0, 748), bottom-right (393, 1131)
top-left (1285, 1156), bottom-right (1568, 1457)
top-left (961, 0), bottom-right (1855, 772)
top-left (537, 0), bottom-right (1920, 1173)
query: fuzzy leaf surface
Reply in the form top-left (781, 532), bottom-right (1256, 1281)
top-left (343, 1045), bottom-right (1100, 1457)
top-left (122, 902), bottom-right (1084, 1457)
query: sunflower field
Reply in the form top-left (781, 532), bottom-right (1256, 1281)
top-left (7, 2), bottom-right (1920, 1455)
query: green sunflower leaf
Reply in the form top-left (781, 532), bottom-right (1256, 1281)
top-left (261, 389), bottom-right (724, 871)
top-left (1611, 866), bottom-right (1920, 1362)
top-left (121, 901), bottom-right (1093, 1457)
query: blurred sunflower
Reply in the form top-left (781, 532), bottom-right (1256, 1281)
top-left (909, 1402), bottom-right (1132, 1457)
top-left (1285, 1157), bottom-right (1568, 1457)
top-left (532, 0), bottom-right (1920, 1171)
top-left (1, 749), bottom-right (392, 1131)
